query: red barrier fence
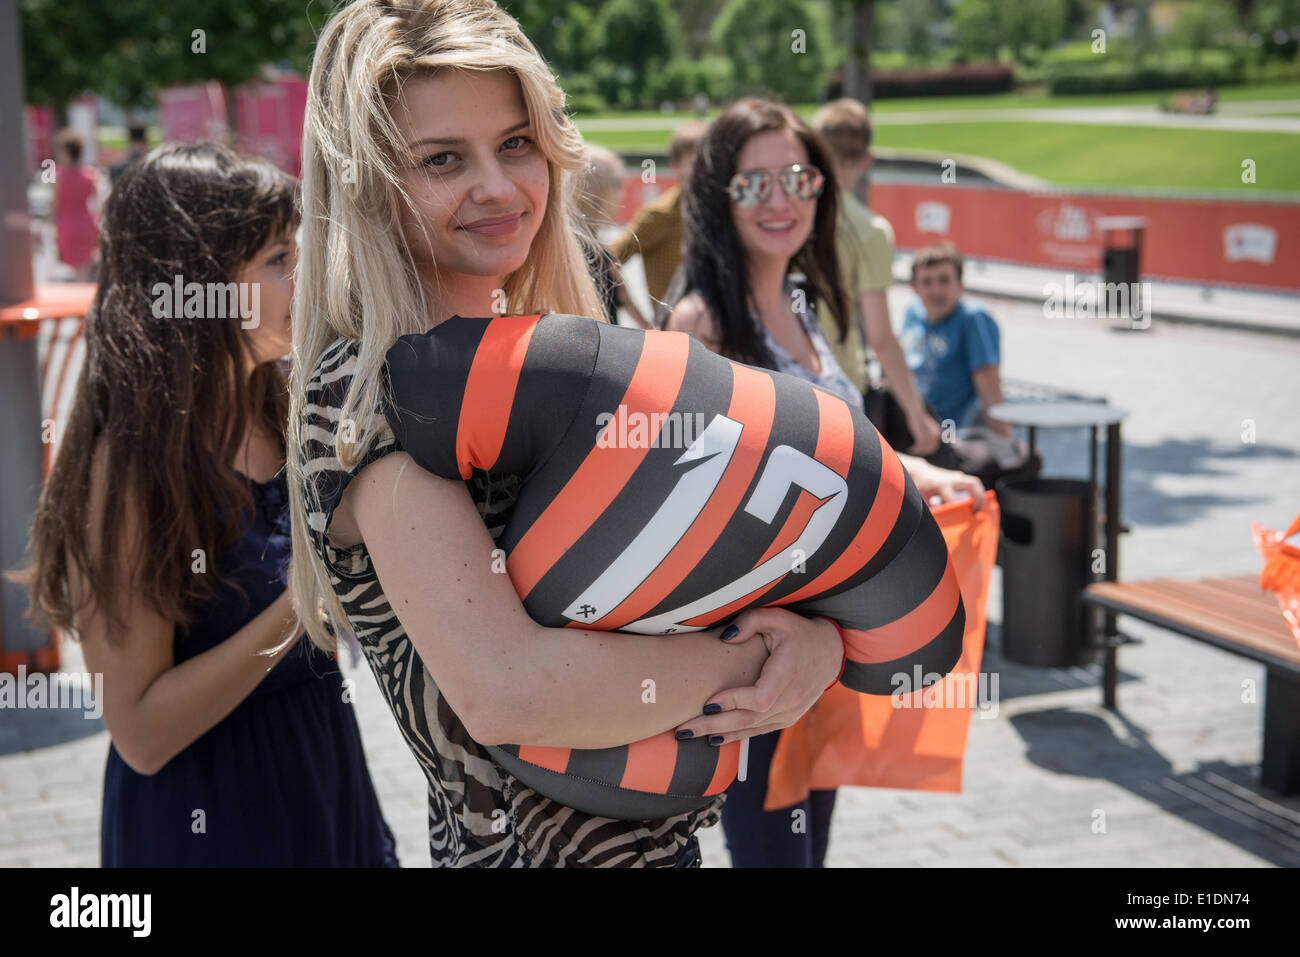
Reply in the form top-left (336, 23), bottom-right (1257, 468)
top-left (0, 285), bottom-right (94, 674)
top-left (615, 175), bottom-right (1296, 293)
top-left (871, 182), bottom-right (1299, 293)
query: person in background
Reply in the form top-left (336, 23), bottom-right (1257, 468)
top-left (52, 129), bottom-right (102, 282)
top-left (902, 241), bottom-right (1013, 440)
top-left (811, 98), bottom-right (942, 457)
top-left (665, 97), bottom-right (983, 867)
top-left (607, 119), bottom-right (706, 314)
top-left (9, 142), bottom-right (398, 867)
top-left (109, 120), bottom-right (150, 186)
top-left (579, 144), bottom-right (649, 328)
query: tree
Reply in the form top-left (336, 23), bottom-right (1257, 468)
top-left (1062, 0), bottom-right (1105, 39)
top-left (553, 2), bottom-right (598, 75)
top-left (21, 0), bottom-right (318, 126)
top-left (1248, 0), bottom-right (1300, 58)
top-left (953, 0), bottom-right (1001, 62)
top-left (897, 0), bottom-right (936, 63)
top-left (997, 0), bottom-right (1067, 63)
top-left (1172, 0), bottom-right (1239, 65)
top-left (1125, 0), bottom-right (1159, 66)
top-left (499, 1), bottom-right (551, 57)
top-left (713, 0), bottom-right (833, 103)
top-left (839, 0), bottom-right (877, 105)
top-left (671, 0), bottom-right (728, 59)
top-left (596, 0), bottom-right (680, 108)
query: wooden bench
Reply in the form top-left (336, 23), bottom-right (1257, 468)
top-left (1083, 575), bottom-right (1300, 795)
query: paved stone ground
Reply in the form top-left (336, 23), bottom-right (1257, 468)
top-left (2, 290), bottom-right (1298, 867)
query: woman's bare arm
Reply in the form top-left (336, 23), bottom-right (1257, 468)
top-left (340, 451), bottom-right (784, 750)
top-left (663, 292), bottom-right (724, 354)
top-left (74, 445), bottom-right (302, 775)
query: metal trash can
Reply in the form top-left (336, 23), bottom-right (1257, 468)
top-left (1098, 216), bottom-right (1146, 321)
top-left (1099, 216), bottom-right (1145, 286)
top-left (998, 477), bottom-right (1097, 668)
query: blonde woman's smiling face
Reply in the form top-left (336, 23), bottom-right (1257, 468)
top-left (392, 69), bottom-right (548, 287)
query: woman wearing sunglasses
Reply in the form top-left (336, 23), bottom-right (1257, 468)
top-left (665, 97), bottom-right (981, 867)
top-left (665, 99), bottom-right (854, 399)
top-left (664, 98), bottom-right (855, 868)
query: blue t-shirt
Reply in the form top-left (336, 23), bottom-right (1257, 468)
top-left (900, 298), bottom-right (1000, 428)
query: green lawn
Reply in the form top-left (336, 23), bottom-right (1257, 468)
top-left (576, 82), bottom-right (1300, 195)
top-left (575, 81), bottom-right (1300, 123)
top-left (870, 122), bottom-right (1299, 194)
top-left (582, 121), bottom-right (1299, 194)
top-left (810, 80), bottom-right (1300, 114)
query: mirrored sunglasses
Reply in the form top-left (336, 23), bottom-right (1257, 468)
top-left (726, 164), bottom-right (825, 208)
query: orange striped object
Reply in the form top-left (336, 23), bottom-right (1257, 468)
top-left (384, 314), bottom-right (964, 820)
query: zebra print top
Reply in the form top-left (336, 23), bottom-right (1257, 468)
top-left (299, 335), bottom-right (723, 866)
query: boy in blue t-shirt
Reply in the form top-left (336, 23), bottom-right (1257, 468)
top-left (900, 242), bottom-right (1013, 440)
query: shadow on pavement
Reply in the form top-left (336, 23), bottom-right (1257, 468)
top-left (1011, 707), bottom-right (1300, 866)
top-left (1033, 429), bottom-right (1297, 529)
top-left (0, 675), bottom-right (105, 755)
top-left (979, 621), bottom-right (1140, 702)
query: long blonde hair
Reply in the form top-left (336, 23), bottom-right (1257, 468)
top-left (287, 0), bottom-right (605, 652)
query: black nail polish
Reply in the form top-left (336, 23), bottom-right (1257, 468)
top-left (708, 735), bottom-right (725, 746)
top-left (720, 625), bottom-right (739, 641)
top-left (675, 729), bottom-right (694, 740)
top-left (702, 703), bottom-right (722, 715)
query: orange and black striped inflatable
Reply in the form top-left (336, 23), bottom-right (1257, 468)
top-left (383, 313), bottom-right (964, 820)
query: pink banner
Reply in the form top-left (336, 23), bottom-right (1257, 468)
top-left (236, 75), bottom-right (308, 178)
top-left (158, 82), bottom-right (229, 145)
top-left (24, 105), bottom-right (53, 174)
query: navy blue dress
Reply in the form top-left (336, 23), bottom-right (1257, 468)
top-left (101, 470), bottom-right (399, 867)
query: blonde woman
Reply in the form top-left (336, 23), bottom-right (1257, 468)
top-left (285, 0), bottom-right (841, 868)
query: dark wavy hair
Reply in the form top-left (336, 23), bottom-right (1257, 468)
top-left (8, 142), bottom-right (299, 643)
top-left (676, 97), bottom-right (850, 367)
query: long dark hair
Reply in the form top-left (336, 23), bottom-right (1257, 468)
top-left (677, 97), bottom-right (850, 367)
top-left (9, 142), bottom-right (299, 643)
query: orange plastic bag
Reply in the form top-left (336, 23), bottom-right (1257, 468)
top-left (764, 490), bottom-right (1000, 809)
top-left (1251, 512), bottom-right (1300, 649)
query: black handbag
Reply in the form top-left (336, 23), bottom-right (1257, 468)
top-left (863, 384), bottom-right (916, 452)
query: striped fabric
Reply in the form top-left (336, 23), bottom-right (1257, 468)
top-left (383, 313), bottom-right (964, 820)
top-left (300, 335), bottom-right (721, 866)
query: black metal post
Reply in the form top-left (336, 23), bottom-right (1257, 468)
top-left (1102, 422), bottom-right (1123, 709)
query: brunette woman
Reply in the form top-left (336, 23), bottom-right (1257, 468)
top-left (13, 143), bottom-right (398, 867)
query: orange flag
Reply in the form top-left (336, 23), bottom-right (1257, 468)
top-left (764, 490), bottom-right (1000, 810)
